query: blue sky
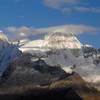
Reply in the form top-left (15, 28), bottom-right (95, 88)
top-left (0, 0), bottom-right (100, 47)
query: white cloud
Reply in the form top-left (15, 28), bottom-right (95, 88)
top-left (5, 24), bottom-right (99, 41)
top-left (37, 25), bottom-right (99, 34)
top-left (43, 0), bottom-right (100, 13)
top-left (43, 0), bottom-right (80, 9)
top-left (5, 26), bottom-right (37, 41)
top-left (6, 26), bottom-right (37, 36)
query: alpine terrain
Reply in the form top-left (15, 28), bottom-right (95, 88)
top-left (20, 32), bottom-right (100, 91)
top-left (0, 31), bottom-right (100, 100)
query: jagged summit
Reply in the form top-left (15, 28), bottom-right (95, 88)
top-left (45, 32), bottom-right (74, 39)
top-left (20, 32), bottom-right (82, 55)
top-left (45, 32), bottom-right (82, 49)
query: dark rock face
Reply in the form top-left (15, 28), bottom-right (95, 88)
top-left (33, 59), bottom-right (69, 78)
top-left (82, 46), bottom-right (100, 65)
top-left (0, 72), bottom-right (100, 100)
top-left (0, 88), bottom-right (82, 100)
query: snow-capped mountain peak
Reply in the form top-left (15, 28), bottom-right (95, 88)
top-left (45, 32), bottom-right (82, 49)
top-left (20, 32), bottom-right (83, 68)
top-left (20, 32), bottom-right (82, 54)
top-left (19, 32), bottom-right (100, 90)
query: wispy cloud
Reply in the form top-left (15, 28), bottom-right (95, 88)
top-left (4, 24), bottom-right (99, 41)
top-left (37, 25), bottom-right (99, 34)
top-left (5, 26), bottom-right (36, 41)
top-left (62, 7), bottom-right (100, 13)
top-left (43, 0), bottom-right (100, 13)
top-left (43, 0), bottom-right (80, 9)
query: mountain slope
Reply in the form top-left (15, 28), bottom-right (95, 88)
top-left (0, 72), bottom-right (99, 100)
top-left (0, 32), bottom-right (22, 77)
top-left (19, 32), bottom-right (100, 91)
